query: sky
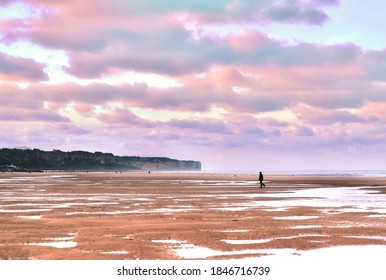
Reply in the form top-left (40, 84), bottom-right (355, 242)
top-left (1, 0), bottom-right (386, 172)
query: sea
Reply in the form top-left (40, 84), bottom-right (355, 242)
top-left (202, 170), bottom-right (386, 177)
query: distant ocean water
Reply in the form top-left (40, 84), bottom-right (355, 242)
top-left (118, 169), bottom-right (386, 177)
top-left (266, 170), bottom-right (386, 177)
top-left (203, 170), bottom-right (386, 177)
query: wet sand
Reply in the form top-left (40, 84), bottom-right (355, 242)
top-left (1, 172), bottom-right (386, 260)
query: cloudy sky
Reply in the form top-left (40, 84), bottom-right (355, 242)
top-left (1, 0), bottom-right (386, 171)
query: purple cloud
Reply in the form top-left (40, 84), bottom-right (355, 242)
top-left (0, 109), bottom-right (68, 122)
top-left (228, 0), bottom-right (340, 25)
top-left (294, 105), bottom-right (364, 125)
top-left (0, 52), bottom-right (48, 81)
top-left (166, 119), bottom-right (229, 133)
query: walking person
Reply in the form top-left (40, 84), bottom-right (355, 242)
top-left (259, 171), bottom-right (265, 188)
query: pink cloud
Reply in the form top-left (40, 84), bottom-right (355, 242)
top-left (360, 102), bottom-right (386, 122)
top-left (201, 66), bottom-right (257, 89)
top-left (62, 28), bottom-right (363, 80)
top-left (0, 84), bottom-right (45, 109)
top-left (225, 29), bottom-right (271, 52)
top-left (0, 84), bottom-right (67, 123)
top-left (0, 1), bottom-right (345, 79)
top-left (6, 0), bottom-right (386, 171)
top-left (24, 0), bottom-right (337, 26)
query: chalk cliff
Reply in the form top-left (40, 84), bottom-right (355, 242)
top-left (0, 148), bottom-right (201, 171)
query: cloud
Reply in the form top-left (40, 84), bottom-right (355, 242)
top-left (2, 0), bottom-right (340, 54)
top-left (0, 109), bottom-right (68, 122)
top-left (45, 123), bottom-right (89, 135)
top-left (23, 0), bottom-right (337, 24)
top-left (224, 29), bottom-right (271, 52)
top-left (227, 0), bottom-right (340, 25)
top-left (0, 1), bottom-right (345, 83)
top-left (0, 84), bottom-right (67, 123)
top-left (0, 52), bottom-right (48, 81)
top-left (263, 4), bottom-right (328, 25)
top-left (363, 50), bottom-right (386, 82)
top-left (294, 104), bottom-right (364, 125)
top-left (294, 125), bottom-right (315, 137)
top-left (166, 118), bottom-right (229, 133)
top-left (97, 107), bottom-right (154, 127)
top-left (62, 28), bottom-right (364, 80)
top-left (5, 0), bottom-right (386, 171)
top-left (360, 102), bottom-right (386, 123)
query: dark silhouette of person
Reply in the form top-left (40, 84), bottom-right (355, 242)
top-left (259, 171), bottom-right (265, 188)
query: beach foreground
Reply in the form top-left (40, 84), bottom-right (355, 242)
top-left (1, 172), bottom-right (386, 260)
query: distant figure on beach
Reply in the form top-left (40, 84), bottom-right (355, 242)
top-left (259, 171), bottom-right (265, 188)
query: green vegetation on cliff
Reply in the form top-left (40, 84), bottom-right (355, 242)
top-left (0, 148), bottom-right (201, 171)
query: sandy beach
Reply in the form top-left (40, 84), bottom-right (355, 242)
top-left (1, 172), bottom-right (386, 260)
